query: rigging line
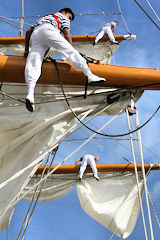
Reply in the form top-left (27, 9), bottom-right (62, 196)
top-left (76, 12), bottom-right (121, 16)
top-left (133, 0), bottom-right (160, 31)
top-left (142, 143), bottom-right (160, 162)
top-left (20, 151), bottom-right (57, 240)
top-left (17, 153), bottom-right (51, 240)
top-left (84, 119), bottom-right (138, 155)
top-left (51, 57), bottom-right (160, 137)
top-left (135, 111), bottom-right (154, 240)
top-left (109, 232), bottom-right (115, 240)
top-left (116, 0), bottom-right (131, 34)
top-left (147, 189), bottom-right (160, 230)
top-left (63, 137), bottom-right (136, 141)
top-left (130, 116), bottom-right (150, 164)
top-left (0, 15), bottom-right (25, 25)
top-left (1, 12), bottom-right (121, 19)
top-left (145, 0), bottom-right (160, 22)
top-left (89, 0), bottom-right (107, 15)
top-left (0, 17), bottom-right (26, 31)
top-left (126, 108), bottom-right (148, 240)
top-left (0, 90), bottom-right (25, 104)
top-left (20, 0), bottom-right (24, 36)
top-left (4, 111), bottom-right (117, 212)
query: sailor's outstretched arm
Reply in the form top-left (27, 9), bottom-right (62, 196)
top-left (63, 28), bottom-right (72, 45)
top-left (112, 25), bottom-right (116, 33)
top-left (75, 158), bottom-right (81, 165)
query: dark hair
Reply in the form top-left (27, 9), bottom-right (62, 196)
top-left (114, 21), bottom-right (119, 25)
top-left (59, 8), bottom-right (75, 20)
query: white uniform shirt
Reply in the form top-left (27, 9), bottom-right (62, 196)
top-left (106, 21), bottom-right (117, 29)
top-left (34, 12), bottom-right (70, 32)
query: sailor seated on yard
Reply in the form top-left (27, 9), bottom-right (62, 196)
top-left (75, 154), bottom-right (99, 181)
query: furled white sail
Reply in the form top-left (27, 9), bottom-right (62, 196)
top-left (0, 34), bottom-right (135, 64)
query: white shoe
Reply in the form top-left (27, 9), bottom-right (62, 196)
top-left (94, 176), bottom-right (99, 181)
top-left (25, 96), bottom-right (35, 112)
top-left (88, 74), bottom-right (106, 84)
top-left (112, 40), bottom-right (119, 44)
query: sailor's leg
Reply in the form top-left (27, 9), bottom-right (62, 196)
top-left (25, 27), bottom-right (48, 111)
top-left (89, 159), bottom-right (99, 180)
top-left (104, 27), bottom-right (116, 42)
top-left (79, 160), bottom-right (87, 179)
top-left (44, 25), bottom-right (106, 84)
top-left (95, 29), bottom-right (105, 44)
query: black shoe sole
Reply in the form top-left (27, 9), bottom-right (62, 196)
top-left (26, 99), bottom-right (33, 112)
top-left (88, 80), bottom-right (106, 85)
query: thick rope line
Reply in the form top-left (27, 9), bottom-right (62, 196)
top-left (19, 151), bottom-right (57, 240)
top-left (20, 0), bottom-right (24, 36)
top-left (145, 0), bottom-right (160, 22)
top-left (0, 17), bottom-right (26, 31)
top-left (116, 0), bottom-right (131, 34)
top-left (148, 189), bottom-right (160, 229)
top-left (135, 111), bottom-right (155, 240)
top-left (133, 0), bottom-right (160, 31)
top-left (17, 153), bottom-right (51, 240)
top-left (0, 12), bottom-right (121, 19)
top-left (51, 57), bottom-right (160, 137)
top-left (126, 108), bottom-right (148, 240)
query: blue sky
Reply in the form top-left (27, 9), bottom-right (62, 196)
top-left (0, 0), bottom-right (160, 239)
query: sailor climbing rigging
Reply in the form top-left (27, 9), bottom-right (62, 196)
top-left (24, 8), bottom-right (106, 112)
top-left (93, 21), bottom-right (119, 45)
top-left (75, 154), bottom-right (99, 181)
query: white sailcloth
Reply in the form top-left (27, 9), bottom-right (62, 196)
top-left (0, 84), bottom-right (143, 232)
top-left (22, 171), bottom-right (144, 239)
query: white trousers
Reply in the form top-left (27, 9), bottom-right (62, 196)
top-left (95, 26), bottom-right (115, 43)
top-left (79, 155), bottom-right (98, 179)
top-left (25, 23), bottom-right (92, 101)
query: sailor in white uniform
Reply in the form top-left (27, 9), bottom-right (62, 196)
top-left (93, 21), bottom-right (119, 45)
top-left (75, 154), bottom-right (99, 181)
top-left (24, 8), bottom-right (106, 112)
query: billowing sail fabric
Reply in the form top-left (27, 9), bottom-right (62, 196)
top-left (77, 172), bottom-right (144, 239)
top-left (0, 84), bottom-right (143, 231)
top-left (22, 171), bottom-right (144, 239)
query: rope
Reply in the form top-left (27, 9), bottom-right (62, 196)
top-left (18, 149), bottom-right (57, 240)
top-left (76, 12), bottom-right (121, 16)
top-left (148, 189), bottom-right (160, 229)
top-left (20, 0), bottom-right (24, 36)
top-left (1, 111), bottom-right (118, 214)
top-left (0, 12), bottom-right (121, 19)
top-left (50, 57), bottom-right (160, 138)
top-left (116, 0), bottom-right (131, 34)
top-left (126, 108), bottom-right (148, 240)
top-left (17, 154), bottom-right (51, 240)
top-left (135, 111), bottom-right (155, 240)
top-left (0, 17), bottom-right (26, 31)
top-left (133, 0), bottom-right (160, 31)
top-left (0, 90), bottom-right (25, 104)
top-left (145, 0), bottom-right (160, 22)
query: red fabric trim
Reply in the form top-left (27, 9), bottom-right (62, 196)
top-left (51, 14), bottom-right (60, 29)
